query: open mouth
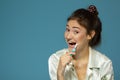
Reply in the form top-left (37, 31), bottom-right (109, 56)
top-left (68, 42), bottom-right (76, 48)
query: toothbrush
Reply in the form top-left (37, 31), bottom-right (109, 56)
top-left (70, 44), bottom-right (78, 56)
top-left (66, 44), bottom-right (78, 69)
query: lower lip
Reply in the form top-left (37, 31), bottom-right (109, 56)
top-left (68, 44), bottom-right (75, 48)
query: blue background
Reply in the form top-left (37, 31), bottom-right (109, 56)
top-left (0, 0), bottom-right (120, 80)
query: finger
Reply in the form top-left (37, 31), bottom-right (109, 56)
top-left (66, 52), bottom-right (73, 57)
top-left (60, 55), bottom-right (72, 66)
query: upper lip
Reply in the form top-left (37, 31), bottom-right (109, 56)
top-left (68, 41), bottom-right (76, 45)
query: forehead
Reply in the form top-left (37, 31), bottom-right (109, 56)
top-left (66, 20), bottom-right (85, 29)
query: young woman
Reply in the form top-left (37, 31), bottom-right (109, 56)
top-left (48, 5), bottom-right (114, 80)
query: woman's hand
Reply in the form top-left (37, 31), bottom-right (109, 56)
top-left (57, 52), bottom-right (73, 80)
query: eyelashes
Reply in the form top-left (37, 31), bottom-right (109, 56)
top-left (74, 30), bottom-right (79, 34)
top-left (65, 28), bottom-right (80, 34)
top-left (65, 28), bottom-right (70, 32)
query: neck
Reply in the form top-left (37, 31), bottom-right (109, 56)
top-left (73, 46), bottom-right (89, 60)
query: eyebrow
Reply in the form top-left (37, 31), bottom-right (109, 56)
top-left (66, 25), bottom-right (80, 29)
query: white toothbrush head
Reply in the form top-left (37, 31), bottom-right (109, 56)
top-left (72, 44), bottom-right (78, 52)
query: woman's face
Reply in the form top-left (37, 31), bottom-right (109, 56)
top-left (64, 20), bottom-right (91, 51)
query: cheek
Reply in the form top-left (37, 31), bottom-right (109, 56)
top-left (76, 34), bottom-right (85, 40)
top-left (64, 32), bottom-right (68, 42)
top-left (76, 34), bottom-right (88, 43)
top-left (76, 34), bottom-right (89, 50)
top-left (64, 32), bottom-right (67, 39)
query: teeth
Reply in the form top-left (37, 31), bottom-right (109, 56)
top-left (69, 42), bottom-right (76, 44)
top-left (69, 43), bottom-right (76, 45)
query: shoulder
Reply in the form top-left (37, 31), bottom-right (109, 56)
top-left (91, 48), bottom-right (114, 77)
top-left (91, 48), bottom-right (112, 62)
top-left (89, 47), bottom-right (113, 72)
top-left (90, 48), bottom-right (112, 68)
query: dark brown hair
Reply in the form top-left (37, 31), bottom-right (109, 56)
top-left (67, 5), bottom-right (102, 47)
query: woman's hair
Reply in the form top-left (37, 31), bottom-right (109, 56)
top-left (67, 5), bottom-right (102, 47)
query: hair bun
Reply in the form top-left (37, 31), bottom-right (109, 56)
top-left (88, 5), bottom-right (98, 16)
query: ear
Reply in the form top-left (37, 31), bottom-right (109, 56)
top-left (87, 30), bottom-right (95, 40)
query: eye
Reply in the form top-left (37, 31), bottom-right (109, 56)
top-left (74, 30), bottom-right (79, 34)
top-left (65, 28), bottom-right (70, 32)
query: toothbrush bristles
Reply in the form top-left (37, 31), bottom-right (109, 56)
top-left (72, 44), bottom-right (77, 52)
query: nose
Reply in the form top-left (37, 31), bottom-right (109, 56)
top-left (65, 32), bottom-right (73, 40)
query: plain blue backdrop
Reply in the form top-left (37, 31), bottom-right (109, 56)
top-left (0, 0), bottom-right (120, 80)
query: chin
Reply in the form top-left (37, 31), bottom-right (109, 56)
top-left (68, 47), bottom-right (72, 51)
